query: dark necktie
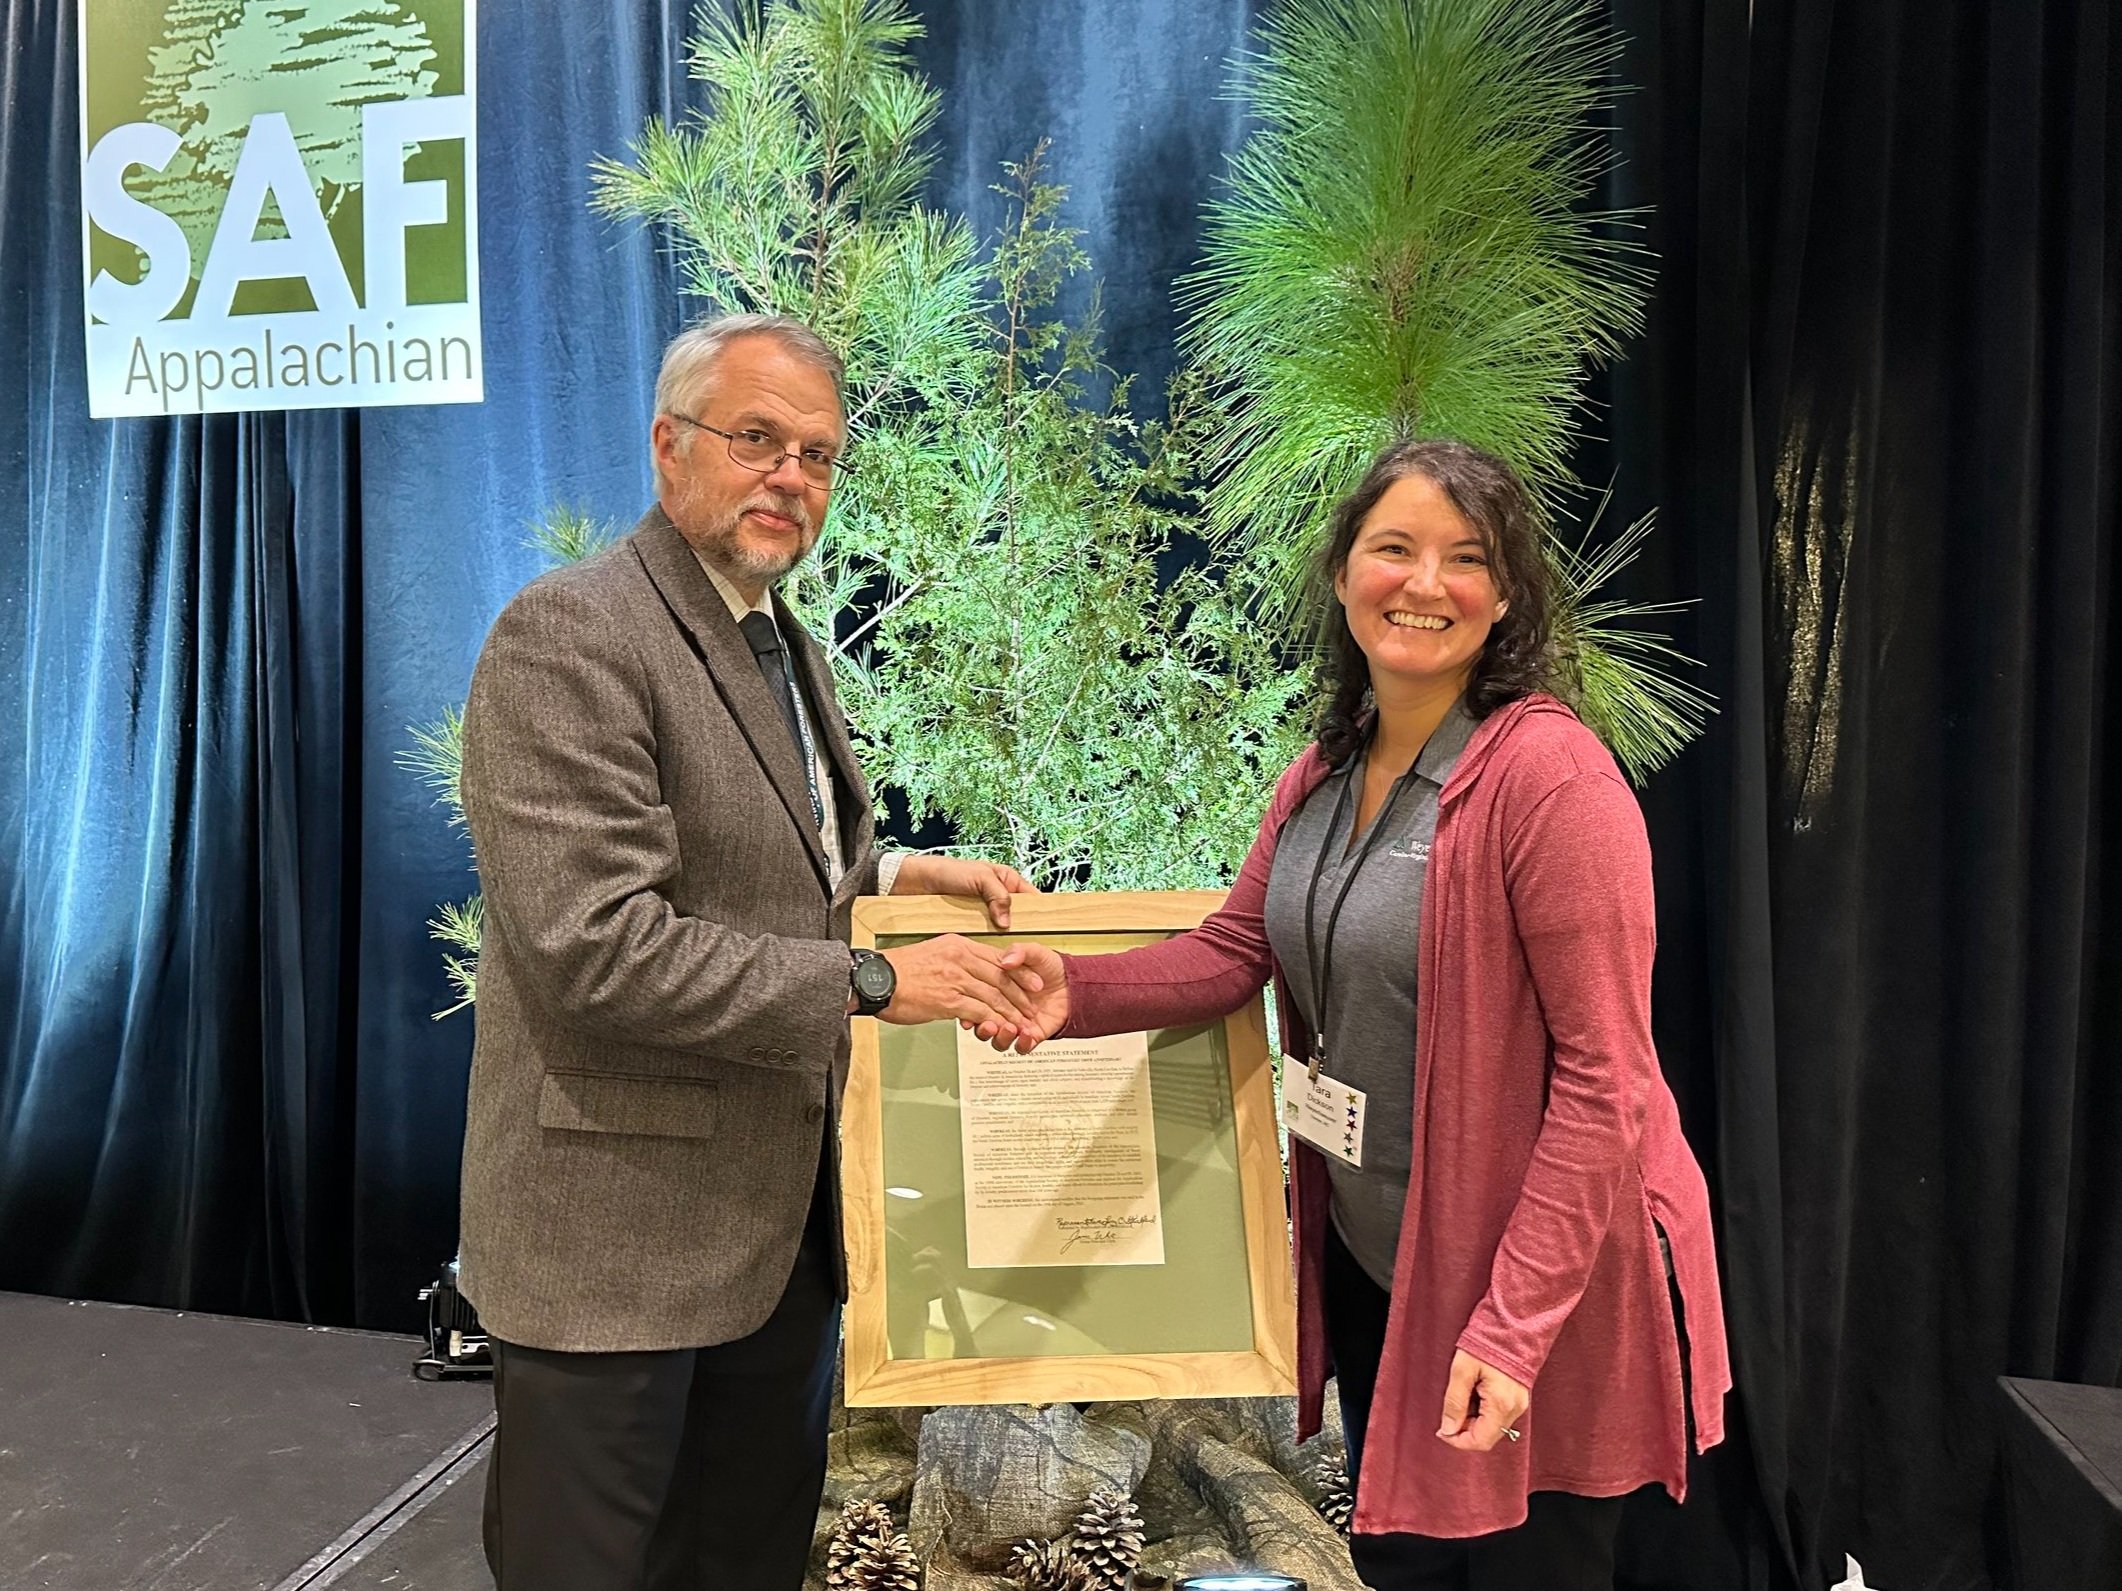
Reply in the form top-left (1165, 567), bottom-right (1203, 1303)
top-left (737, 610), bottom-right (806, 761)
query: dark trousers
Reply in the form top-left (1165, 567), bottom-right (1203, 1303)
top-left (482, 1153), bottom-right (841, 1591)
top-left (1325, 1223), bottom-right (1625, 1591)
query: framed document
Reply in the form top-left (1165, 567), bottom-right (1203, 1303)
top-left (842, 890), bottom-right (1297, 1407)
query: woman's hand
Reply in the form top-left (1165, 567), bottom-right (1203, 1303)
top-left (1436, 1350), bottom-right (1530, 1452)
top-left (963, 943), bottom-right (1069, 1053)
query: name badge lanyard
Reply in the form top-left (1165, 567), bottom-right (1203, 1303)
top-left (1301, 759), bottom-right (1420, 1082)
top-left (774, 616), bottom-right (828, 836)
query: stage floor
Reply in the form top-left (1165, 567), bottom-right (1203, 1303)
top-left (2, 1290), bottom-right (495, 1590)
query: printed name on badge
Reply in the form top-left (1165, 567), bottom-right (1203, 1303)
top-left (1280, 1065), bottom-right (1366, 1169)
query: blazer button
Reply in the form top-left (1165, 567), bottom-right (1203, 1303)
top-left (750, 1047), bottom-right (765, 1062)
top-left (805, 1103), bottom-right (826, 1124)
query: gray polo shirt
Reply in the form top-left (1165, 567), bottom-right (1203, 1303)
top-left (1262, 699), bottom-right (1479, 1292)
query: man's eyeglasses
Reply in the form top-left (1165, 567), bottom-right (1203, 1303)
top-left (667, 413), bottom-right (852, 489)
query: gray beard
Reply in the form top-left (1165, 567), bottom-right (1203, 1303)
top-left (683, 491), bottom-right (818, 590)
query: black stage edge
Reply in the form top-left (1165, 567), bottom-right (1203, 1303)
top-left (1, 1291), bottom-right (495, 1591)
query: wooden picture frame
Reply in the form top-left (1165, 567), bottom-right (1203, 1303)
top-left (841, 890), bottom-right (1297, 1407)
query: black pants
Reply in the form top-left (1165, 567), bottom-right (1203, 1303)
top-left (482, 1154), bottom-right (841, 1591)
top-left (1325, 1223), bottom-right (1625, 1591)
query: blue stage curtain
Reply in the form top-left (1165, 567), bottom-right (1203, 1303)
top-left (0, 0), bottom-right (696, 1325)
top-left (0, 0), bottom-right (1261, 1332)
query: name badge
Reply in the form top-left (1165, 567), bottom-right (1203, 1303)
top-left (1281, 1065), bottom-right (1366, 1168)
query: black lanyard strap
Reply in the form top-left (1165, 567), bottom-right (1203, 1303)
top-left (1300, 757), bottom-right (1419, 1077)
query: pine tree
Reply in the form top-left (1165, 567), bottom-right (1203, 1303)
top-left (135, 0), bottom-right (441, 261)
top-left (843, 150), bottom-right (1307, 888)
top-left (1184, 0), bottom-right (1709, 778)
top-left (595, 0), bottom-right (1306, 886)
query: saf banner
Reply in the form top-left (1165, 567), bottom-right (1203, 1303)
top-left (78, 0), bottom-right (481, 417)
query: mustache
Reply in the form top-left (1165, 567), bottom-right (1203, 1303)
top-left (741, 491), bottom-right (815, 536)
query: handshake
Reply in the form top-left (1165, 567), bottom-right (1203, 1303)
top-left (859, 854), bottom-right (1067, 1052)
top-left (870, 934), bottom-right (1066, 1053)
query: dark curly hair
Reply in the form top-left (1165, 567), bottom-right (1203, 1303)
top-left (1313, 438), bottom-right (1557, 767)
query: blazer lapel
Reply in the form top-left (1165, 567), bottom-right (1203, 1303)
top-left (631, 509), bottom-right (831, 891)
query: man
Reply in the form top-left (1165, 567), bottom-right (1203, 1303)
top-left (457, 314), bottom-right (1046, 1590)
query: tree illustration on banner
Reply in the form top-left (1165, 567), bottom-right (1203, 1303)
top-left (135, 0), bottom-right (441, 269)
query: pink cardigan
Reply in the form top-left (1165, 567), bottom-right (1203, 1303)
top-left (1057, 695), bottom-right (1730, 1538)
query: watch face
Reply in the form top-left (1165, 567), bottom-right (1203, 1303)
top-left (854, 956), bottom-right (895, 1000)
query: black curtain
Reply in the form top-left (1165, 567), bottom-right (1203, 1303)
top-left (1594, 3), bottom-right (2122, 1589)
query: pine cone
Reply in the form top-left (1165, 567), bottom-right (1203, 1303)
top-left (1069, 1486), bottom-right (1146, 1591)
top-left (1010, 1537), bottom-right (1093, 1591)
top-left (1308, 1453), bottom-right (1354, 1536)
top-left (848, 1531), bottom-right (921, 1591)
top-left (826, 1500), bottom-right (901, 1588)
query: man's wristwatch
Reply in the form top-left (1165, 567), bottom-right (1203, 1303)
top-left (848, 948), bottom-right (896, 1017)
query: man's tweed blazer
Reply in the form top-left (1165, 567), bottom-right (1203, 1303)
top-left (457, 507), bottom-right (877, 1353)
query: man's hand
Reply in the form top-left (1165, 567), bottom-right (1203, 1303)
top-left (890, 853), bottom-right (1038, 928)
top-left (1436, 1349), bottom-right (1531, 1452)
top-left (963, 942), bottom-right (1069, 1053)
top-left (878, 933), bottom-right (1051, 1042)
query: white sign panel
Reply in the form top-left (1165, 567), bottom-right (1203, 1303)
top-left (79, 0), bottom-right (481, 417)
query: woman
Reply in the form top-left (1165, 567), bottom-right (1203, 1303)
top-left (999, 440), bottom-right (1729, 1589)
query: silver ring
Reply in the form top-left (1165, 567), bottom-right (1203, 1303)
top-left (1503, 1427), bottom-right (1521, 1442)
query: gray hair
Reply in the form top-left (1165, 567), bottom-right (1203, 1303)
top-left (656, 313), bottom-right (844, 418)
